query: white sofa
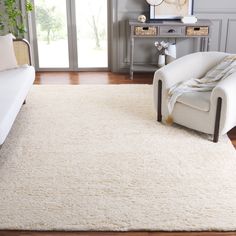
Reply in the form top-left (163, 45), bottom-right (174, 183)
top-left (0, 39), bottom-right (35, 147)
top-left (153, 52), bottom-right (236, 142)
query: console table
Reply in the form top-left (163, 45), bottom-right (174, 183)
top-left (129, 20), bottom-right (212, 79)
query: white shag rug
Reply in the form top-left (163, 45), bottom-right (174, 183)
top-left (0, 85), bottom-right (236, 231)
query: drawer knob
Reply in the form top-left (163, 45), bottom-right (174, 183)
top-left (168, 29), bottom-right (176, 33)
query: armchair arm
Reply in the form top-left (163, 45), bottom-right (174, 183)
top-left (211, 72), bottom-right (236, 134)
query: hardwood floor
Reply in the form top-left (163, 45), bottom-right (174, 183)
top-left (1, 72), bottom-right (235, 236)
top-left (1, 232), bottom-right (236, 236)
top-left (228, 128), bottom-right (236, 148)
top-left (34, 72), bottom-right (153, 85)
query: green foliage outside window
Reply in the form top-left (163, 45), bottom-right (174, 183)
top-left (0, 0), bottom-right (33, 38)
top-left (35, 3), bottom-right (63, 44)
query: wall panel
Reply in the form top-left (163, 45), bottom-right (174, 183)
top-left (226, 19), bottom-right (236, 53)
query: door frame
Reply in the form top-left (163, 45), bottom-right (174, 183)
top-left (30, 0), bottom-right (112, 72)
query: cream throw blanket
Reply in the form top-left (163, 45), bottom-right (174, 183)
top-left (167, 55), bottom-right (236, 118)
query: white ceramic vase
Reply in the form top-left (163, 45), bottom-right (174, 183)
top-left (158, 54), bottom-right (166, 67)
top-left (166, 44), bottom-right (177, 64)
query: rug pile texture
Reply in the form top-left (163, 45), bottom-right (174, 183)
top-left (0, 85), bottom-right (236, 231)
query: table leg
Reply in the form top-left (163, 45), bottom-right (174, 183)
top-left (130, 35), bottom-right (134, 80)
top-left (206, 37), bottom-right (210, 51)
top-left (200, 38), bottom-right (205, 52)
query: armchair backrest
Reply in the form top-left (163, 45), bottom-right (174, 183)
top-left (13, 39), bottom-right (32, 66)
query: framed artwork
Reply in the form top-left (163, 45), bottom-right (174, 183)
top-left (149, 0), bottom-right (194, 20)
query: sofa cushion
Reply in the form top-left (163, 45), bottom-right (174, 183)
top-left (0, 34), bottom-right (18, 72)
top-left (0, 66), bottom-right (35, 145)
top-left (177, 91), bottom-right (211, 112)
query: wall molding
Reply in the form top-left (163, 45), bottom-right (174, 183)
top-left (195, 8), bottom-right (236, 14)
top-left (212, 19), bottom-right (223, 51)
top-left (225, 18), bottom-right (236, 53)
top-left (196, 14), bottom-right (223, 52)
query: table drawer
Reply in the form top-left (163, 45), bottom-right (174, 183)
top-left (159, 26), bottom-right (185, 37)
top-left (134, 26), bottom-right (158, 36)
top-left (186, 26), bottom-right (209, 36)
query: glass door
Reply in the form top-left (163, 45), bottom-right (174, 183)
top-left (32, 0), bottom-right (109, 71)
top-left (75, 0), bottom-right (108, 68)
top-left (34, 0), bottom-right (69, 68)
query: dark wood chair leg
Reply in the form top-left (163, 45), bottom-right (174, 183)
top-left (157, 80), bottom-right (162, 122)
top-left (213, 97), bottom-right (222, 143)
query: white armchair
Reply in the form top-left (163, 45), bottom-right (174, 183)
top-left (153, 52), bottom-right (236, 142)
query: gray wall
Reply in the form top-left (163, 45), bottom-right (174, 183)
top-left (111, 0), bottom-right (236, 72)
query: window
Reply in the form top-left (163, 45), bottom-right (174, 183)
top-left (32, 0), bottom-right (108, 70)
